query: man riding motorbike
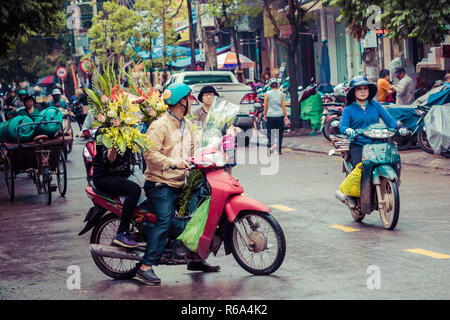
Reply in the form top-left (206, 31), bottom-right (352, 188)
top-left (335, 76), bottom-right (407, 205)
top-left (138, 83), bottom-right (219, 285)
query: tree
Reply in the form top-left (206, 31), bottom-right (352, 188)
top-left (263, 0), bottom-right (320, 130)
top-left (0, 38), bottom-right (70, 84)
top-left (324, 0), bottom-right (450, 44)
top-left (206, 0), bottom-right (262, 83)
top-left (0, 0), bottom-right (65, 56)
top-left (88, 1), bottom-right (141, 68)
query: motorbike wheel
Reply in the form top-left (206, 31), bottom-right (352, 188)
top-left (417, 128), bottom-right (433, 154)
top-left (322, 119), bottom-right (340, 141)
top-left (90, 213), bottom-right (139, 280)
top-left (378, 178), bottom-right (400, 230)
top-left (230, 211), bottom-right (286, 275)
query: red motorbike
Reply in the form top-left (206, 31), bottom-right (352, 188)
top-left (79, 145), bottom-right (286, 279)
top-left (321, 104), bottom-right (345, 141)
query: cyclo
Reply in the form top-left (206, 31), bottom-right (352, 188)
top-left (0, 118), bottom-right (69, 205)
top-left (330, 123), bottom-right (402, 230)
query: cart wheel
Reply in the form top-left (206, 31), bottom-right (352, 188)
top-left (3, 156), bottom-right (14, 201)
top-left (42, 167), bottom-right (52, 205)
top-left (56, 153), bottom-right (67, 197)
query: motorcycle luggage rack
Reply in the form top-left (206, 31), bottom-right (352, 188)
top-left (331, 135), bottom-right (350, 152)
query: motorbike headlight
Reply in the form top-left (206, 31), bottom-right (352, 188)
top-left (363, 129), bottom-right (395, 139)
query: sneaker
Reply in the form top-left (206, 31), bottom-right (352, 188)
top-left (112, 232), bottom-right (138, 249)
top-left (136, 267), bottom-right (161, 284)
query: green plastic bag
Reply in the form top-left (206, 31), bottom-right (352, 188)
top-left (300, 94), bottom-right (324, 130)
top-left (177, 196), bottom-right (211, 252)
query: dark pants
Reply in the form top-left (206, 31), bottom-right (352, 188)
top-left (349, 143), bottom-right (363, 168)
top-left (142, 181), bottom-right (180, 266)
top-left (266, 116), bottom-right (284, 153)
top-left (93, 175), bottom-right (141, 235)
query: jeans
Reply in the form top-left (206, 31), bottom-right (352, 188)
top-left (266, 116), bottom-right (285, 153)
top-left (142, 181), bottom-right (180, 266)
top-left (92, 175), bottom-right (141, 235)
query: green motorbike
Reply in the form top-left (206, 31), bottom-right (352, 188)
top-left (331, 123), bottom-right (401, 230)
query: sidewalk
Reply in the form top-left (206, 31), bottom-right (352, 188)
top-left (251, 129), bottom-right (450, 171)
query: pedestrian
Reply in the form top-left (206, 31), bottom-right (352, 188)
top-left (393, 67), bottom-right (414, 105)
top-left (377, 69), bottom-right (395, 104)
top-left (264, 78), bottom-right (289, 155)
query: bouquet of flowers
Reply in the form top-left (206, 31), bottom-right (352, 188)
top-left (200, 97), bottom-right (240, 148)
top-left (134, 87), bottom-right (168, 127)
top-left (125, 66), bottom-right (167, 127)
top-left (85, 64), bottom-right (152, 155)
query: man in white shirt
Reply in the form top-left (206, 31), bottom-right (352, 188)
top-left (394, 67), bottom-right (415, 105)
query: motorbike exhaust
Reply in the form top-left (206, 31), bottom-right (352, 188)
top-left (90, 244), bottom-right (144, 261)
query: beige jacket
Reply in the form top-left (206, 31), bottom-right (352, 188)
top-left (144, 111), bottom-right (195, 188)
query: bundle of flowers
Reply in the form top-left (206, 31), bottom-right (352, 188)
top-left (85, 65), bottom-right (152, 155)
top-left (135, 87), bottom-right (168, 127)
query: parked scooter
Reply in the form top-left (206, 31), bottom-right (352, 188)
top-left (321, 104), bottom-right (344, 141)
top-left (330, 123), bottom-right (402, 230)
top-left (79, 145), bottom-right (286, 279)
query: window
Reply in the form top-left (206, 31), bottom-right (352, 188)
top-left (183, 75), bottom-right (233, 85)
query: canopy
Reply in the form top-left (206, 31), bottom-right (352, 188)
top-left (217, 52), bottom-right (255, 70)
top-left (36, 75), bottom-right (54, 86)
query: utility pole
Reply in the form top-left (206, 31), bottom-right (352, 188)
top-left (187, 0), bottom-right (196, 70)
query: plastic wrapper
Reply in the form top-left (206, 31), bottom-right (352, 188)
top-left (339, 163), bottom-right (362, 197)
top-left (424, 104), bottom-right (450, 154)
top-left (200, 97), bottom-right (240, 148)
top-left (176, 196), bottom-right (211, 252)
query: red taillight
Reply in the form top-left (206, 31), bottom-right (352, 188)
top-left (240, 93), bottom-right (256, 104)
top-left (190, 95), bottom-right (199, 105)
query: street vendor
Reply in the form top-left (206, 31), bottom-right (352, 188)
top-left (138, 83), bottom-right (219, 285)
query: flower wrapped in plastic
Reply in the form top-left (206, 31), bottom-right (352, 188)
top-left (85, 65), bottom-right (152, 155)
top-left (200, 97), bottom-right (240, 148)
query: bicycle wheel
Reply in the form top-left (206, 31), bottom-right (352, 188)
top-left (56, 153), bottom-right (67, 196)
top-left (3, 155), bottom-right (14, 201)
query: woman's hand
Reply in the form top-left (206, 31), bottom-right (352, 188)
top-left (107, 148), bottom-right (118, 163)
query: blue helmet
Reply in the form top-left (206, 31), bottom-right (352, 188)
top-left (346, 76), bottom-right (377, 103)
top-left (162, 83), bottom-right (191, 106)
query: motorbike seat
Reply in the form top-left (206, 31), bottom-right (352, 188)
top-left (88, 180), bottom-right (120, 202)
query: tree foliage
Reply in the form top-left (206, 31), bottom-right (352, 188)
top-left (0, 0), bottom-right (65, 56)
top-left (325, 0), bottom-right (450, 43)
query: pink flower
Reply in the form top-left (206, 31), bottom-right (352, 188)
top-left (101, 95), bottom-right (109, 104)
top-left (113, 118), bottom-right (121, 126)
top-left (97, 114), bottom-right (106, 123)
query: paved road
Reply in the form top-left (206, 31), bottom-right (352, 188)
top-left (0, 141), bottom-right (449, 300)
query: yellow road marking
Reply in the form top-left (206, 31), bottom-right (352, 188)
top-left (329, 224), bottom-right (360, 232)
top-left (269, 204), bottom-right (296, 212)
top-left (405, 249), bottom-right (450, 259)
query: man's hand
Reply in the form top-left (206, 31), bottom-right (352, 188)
top-left (173, 160), bottom-right (187, 170)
